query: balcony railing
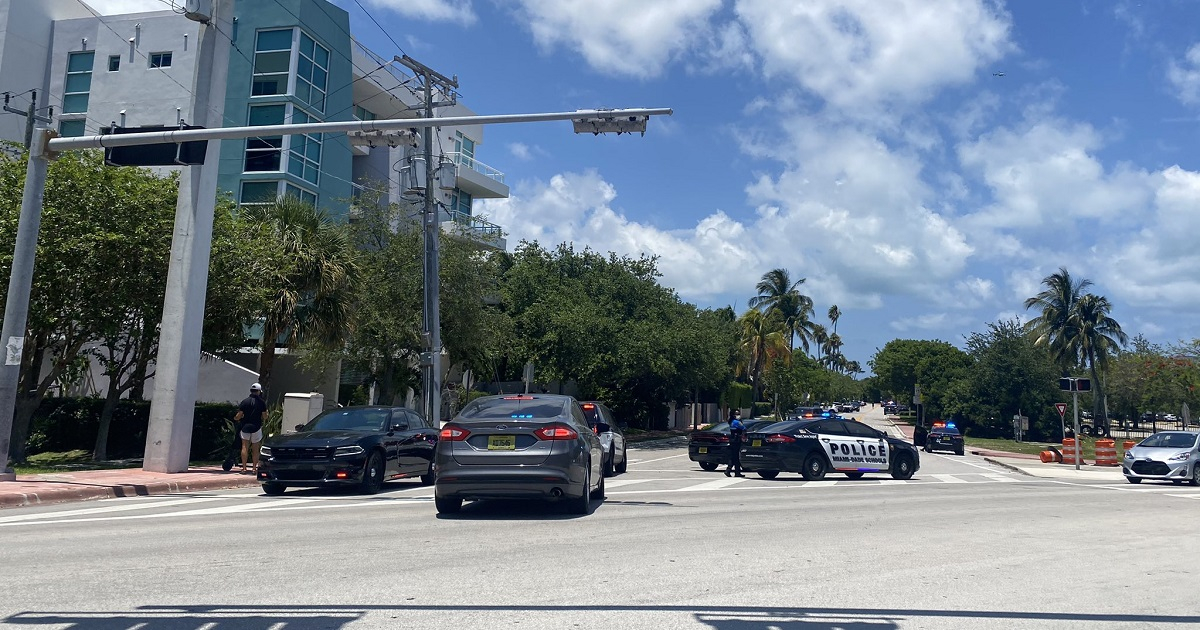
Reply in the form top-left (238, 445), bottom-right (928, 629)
top-left (448, 152), bottom-right (505, 184)
top-left (445, 209), bottom-right (503, 243)
top-left (352, 39), bottom-right (417, 90)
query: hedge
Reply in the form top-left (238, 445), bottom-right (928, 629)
top-left (26, 397), bottom-right (238, 461)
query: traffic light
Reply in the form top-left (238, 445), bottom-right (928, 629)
top-left (1059, 378), bottom-right (1072, 391)
top-left (1058, 377), bottom-right (1092, 392)
top-left (1075, 378), bottom-right (1091, 391)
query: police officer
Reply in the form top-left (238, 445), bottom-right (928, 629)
top-left (725, 409), bottom-right (746, 477)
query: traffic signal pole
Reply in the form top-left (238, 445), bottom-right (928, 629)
top-left (1073, 389), bottom-right (1080, 471)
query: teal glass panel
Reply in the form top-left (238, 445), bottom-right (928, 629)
top-left (64, 73), bottom-right (91, 93)
top-left (62, 93), bottom-right (89, 114)
top-left (255, 29), bottom-right (292, 52)
top-left (67, 52), bottom-right (94, 72)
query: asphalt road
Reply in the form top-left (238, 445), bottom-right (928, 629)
top-left (2, 407), bottom-right (1197, 630)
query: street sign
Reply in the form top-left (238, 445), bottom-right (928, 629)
top-left (1055, 403), bottom-right (1067, 419)
top-left (102, 125), bottom-right (208, 166)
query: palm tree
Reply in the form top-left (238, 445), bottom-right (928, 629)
top-left (241, 195), bottom-right (360, 394)
top-left (748, 268), bottom-right (813, 351)
top-left (828, 304), bottom-right (841, 336)
top-left (1025, 267), bottom-right (1127, 430)
top-left (1023, 267), bottom-right (1090, 366)
top-left (811, 323), bottom-right (829, 363)
top-left (737, 309), bottom-right (789, 401)
top-left (1071, 293), bottom-right (1128, 427)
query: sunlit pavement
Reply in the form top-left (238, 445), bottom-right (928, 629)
top-left (1, 416), bottom-right (1196, 629)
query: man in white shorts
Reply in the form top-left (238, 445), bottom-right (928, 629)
top-left (233, 382), bottom-right (268, 474)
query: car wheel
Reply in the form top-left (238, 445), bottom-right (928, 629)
top-left (757, 470), bottom-right (779, 480)
top-left (699, 461), bottom-right (719, 471)
top-left (570, 464), bottom-right (592, 515)
top-left (615, 446), bottom-right (628, 474)
top-left (435, 495), bottom-right (462, 514)
top-left (603, 451), bottom-right (615, 477)
top-left (844, 472), bottom-right (865, 480)
top-left (891, 454), bottom-right (916, 480)
top-left (955, 446), bottom-right (965, 456)
top-left (262, 482), bottom-right (286, 496)
top-left (1125, 476), bottom-right (1142, 484)
top-left (801, 453), bottom-right (827, 481)
top-left (923, 444), bottom-right (931, 453)
top-left (1191, 465), bottom-right (1200, 487)
top-left (359, 450), bottom-right (384, 495)
top-left (591, 467), bottom-right (606, 500)
top-left (420, 460), bottom-right (435, 486)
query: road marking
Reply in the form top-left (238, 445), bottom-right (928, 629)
top-left (680, 477), bottom-right (745, 492)
top-left (932, 474), bottom-right (969, 484)
top-left (982, 473), bottom-right (1019, 483)
top-left (0, 499), bottom-right (321, 527)
top-left (606, 478), bottom-right (661, 488)
top-left (628, 453), bottom-right (689, 465)
top-left (0, 497), bottom-right (225, 523)
top-left (1166, 493), bottom-right (1200, 499)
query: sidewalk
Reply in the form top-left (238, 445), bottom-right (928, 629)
top-left (0, 466), bottom-right (261, 509)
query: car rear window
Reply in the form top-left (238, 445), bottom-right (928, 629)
top-left (932, 427), bottom-right (961, 435)
top-left (753, 421), bottom-right (803, 434)
top-left (459, 397), bottom-right (567, 420)
top-left (700, 422), bottom-right (730, 433)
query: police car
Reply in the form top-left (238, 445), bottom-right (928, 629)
top-left (741, 417), bottom-right (920, 480)
top-left (925, 421), bottom-right (965, 456)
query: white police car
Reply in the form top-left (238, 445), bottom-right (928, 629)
top-left (741, 417), bottom-right (920, 480)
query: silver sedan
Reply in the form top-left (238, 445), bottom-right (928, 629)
top-left (1122, 431), bottom-right (1200, 485)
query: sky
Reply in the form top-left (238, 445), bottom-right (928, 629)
top-left (88, 0), bottom-right (1200, 374)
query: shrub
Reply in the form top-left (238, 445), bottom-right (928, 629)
top-left (752, 401), bottom-right (774, 418)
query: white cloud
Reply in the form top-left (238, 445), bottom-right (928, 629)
top-left (890, 312), bottom-right (974, 333)
top-left (508, 143), bottom-right (532, 160)
top-left (361, 0), bottom-right (476, 25)
top-left (734, 0), bottom-right (1014, 111)
top-left (512, 0), bottom-right (723, 78)
top-left (1168, 43), bottom-right (1200, 105)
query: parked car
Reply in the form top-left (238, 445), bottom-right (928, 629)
top-left (433, 394), bottom-right (605, 515)
top-left (257, 405), bottom-right (437, 496)
top-left (924, 421), bottom-right (964, 456)
top-left (1122, 431), bottom-right (1200, 485)
top-left (581, 400), bottom-right (627, 476)
top-left (688, 419), bottom-right (778, 470)
top-left (741, 417), bottom-right (920, 481)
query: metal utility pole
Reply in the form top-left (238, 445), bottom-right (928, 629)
top-left (1072, 388), bottom-right (1080, 471)
top-left (396, 55), bottom-right (457, 429)
top-left (2, 91), bottom-right (53, 150)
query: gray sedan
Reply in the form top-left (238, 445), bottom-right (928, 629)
top-left (1122, 431), bottom-right (1200, 485)
top-left (434, 394), bottom-right (605, 514)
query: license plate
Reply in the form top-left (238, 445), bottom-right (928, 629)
top-left (752, 440), bottom-right (762, 447)
top-left (487, 435), bottom-right (516, 450)
top-left (698, 447), bottom-right (708, 454)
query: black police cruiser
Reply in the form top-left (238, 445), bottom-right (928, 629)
top-left (741, 417), bottom-right (920, 480)
top-left (925, 421), bottom-right (965, 456)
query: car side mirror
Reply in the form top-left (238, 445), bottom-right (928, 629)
top-left (391, 423), bottom-right (409, 432)
top-left (295, 424), bottom-right (306, 432)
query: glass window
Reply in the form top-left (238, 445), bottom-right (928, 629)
top-left (296, 32), bottom-right (329, 112)
top-left (245, 105), bottom-right (285, 172)
top-left (107, 55), bottom-right (120, 72)
top-left (58, 119), bottom-right (86, 137)
top-left (284, 183), bottom-right (316, 207)
top-left (459, 396), bottom-right (569, 420)
top-left (812, 420), bottom-right (848, 435)
top-left (62, 51), bottom-right (94, 114)
top-left (843, 421), bottom-right (882, 439)
top-left (288, 108), bottom-right (321, 185)
top-left (450, 189), bottom-right (472, 215)
top-left (240, 181), bottom-right (279, 207)
top-left (353, 105), bottom-right (376, 121)
top-left (306, 408), bottom-right (389, 432)
top-left (454, 131), bottom-right (475, 160)
top-left (149, 52), bottom-right (172, 68)
top-left (252, 28), bottom-right (293, 97)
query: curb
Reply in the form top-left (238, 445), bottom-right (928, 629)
top-left (982, 457), bottom-right (1031, 476)
top-left (0, 475), bottom-right (261, 509)
top-left (628, 435), bottom-right (688, 449)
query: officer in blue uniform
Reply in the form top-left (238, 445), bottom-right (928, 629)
top-left (725, 410), bottom-right (746, 477)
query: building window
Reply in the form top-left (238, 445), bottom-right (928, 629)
top-left (252, 28), bottom-right (293, 96)
top-left (296, 32), bottom-right (329, 112)
top-left (240, 181), bottom-right (279, 207)
top-left (149, 52), bottom-right (172, 68)
top-left (58, 119), bottom-right (86, 137)
top-left (454, 131), bottom-right (475, 161)
top-left (285, 183), bottom-right (317, 207)
top-left (62, 51), bottom-right (94, 114)
top-left (288, 108), bottom-right (322, 185)
top-left (353, 105), bottom-right (376, 121)
top-left (244, 104), bottom-right (285, 172)
top-left (107, 55), bottom-right (120, 72)
top-left (450, 189), bottom-right (472, 215)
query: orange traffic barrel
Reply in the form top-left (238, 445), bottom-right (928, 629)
top-left (1094, 439), bottom-right (1118, 466)
top-left (1122, 440), bottom-right (1135, 451)
top-left (1039, 450), bottom-right (1058, 463)
top-left (1061, 438), bottom-right (1080, 465)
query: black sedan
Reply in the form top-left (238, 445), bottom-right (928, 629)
top-left (257, 406), bottom-right (438, 496)
top-left (688, 420), bottom-right (777, 471)
top-left (924, 422), bottom-right (965, 455)
top-left (740, 418), bottom-right (920, 481)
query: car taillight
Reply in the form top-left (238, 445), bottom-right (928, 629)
top-left (440, 426), bottom-right (471, 441)
top-left (534, 424), bottom-right (578, 440)
top-left (766, 434), bottom-right (795, 444)
top-left (718, 436), bottom-right (730, 443)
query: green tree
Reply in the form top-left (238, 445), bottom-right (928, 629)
top-left (869, 339), bottom-right (969, 421)
top-left (748, 268), bottom-right (813, 352)
top-left (241, 195), bottom-right (359, 394)
top-left (737, 309), bottom-right (788, 401)
top-left (958, 320), bottom-right (1061, 439)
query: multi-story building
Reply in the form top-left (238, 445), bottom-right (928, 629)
top-left (0, 0), bottom-right (509, 403)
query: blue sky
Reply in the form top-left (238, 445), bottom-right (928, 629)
top-left (91, 0), bottom-right (1200, 373)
